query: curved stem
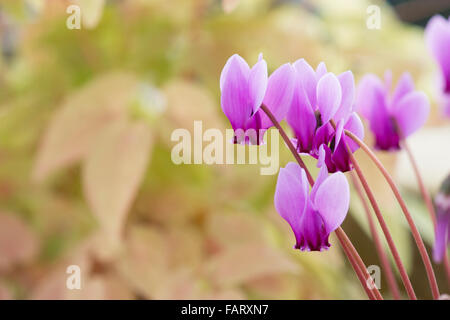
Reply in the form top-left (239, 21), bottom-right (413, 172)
top-left (259, 104), bottom-right (382, 300)
top-left (335, 227), bottom-right (383, 300)
top-left (344, 129), bottom-right (440, 299)
top-left (328, 120), bottom-right (416, 298)
top-left (350, 171), bottom-right (401, 299)
top-left (347, 146), bottom-right (417, 299)
top-left (401, 139), bottom-right (450, 289)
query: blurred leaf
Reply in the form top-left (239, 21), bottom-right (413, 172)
top-left (245, 274), bottom-right (299, 299)
top-left (32, 72), bottom-right (138, 182)
top-left (82, 120), bottom-right (153, 258)
top-left (115, 226), bottom-right (172, 298)
top-left (162, 78), bottom-right (224, 140)
top-left (206, 243), bottom-right (299, 288)
top-left (0, 212), bottom-right (39, 272)
top-left (205, 212), bottom-right (267, 250)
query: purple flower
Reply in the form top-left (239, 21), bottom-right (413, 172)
top-left (356, 71), bottom-right (430, 151)
top-left (433, 174), bottom-right (450, 263)
top-left (220, 54), bottom-right (295, 144)
top-left (286, 59), bottom-right (364, 172)
top-left (425, 15), bottom-right (450, 117)
top-left (274, 146), bottom-right (350, 251)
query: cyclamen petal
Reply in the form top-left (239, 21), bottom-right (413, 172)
top-left (298, 204), bottom-right (329, 251)
top-left (220, 55), bottom-right (251, 131)
top-left (433, 211), bottom-right (449, 262)
top-left (248, 58), bottom-right (268, 114)
top-left (356, 72), bottom-right (429, 151)
top-left (317, 73), bottom-right (342, 124)
top-left (293, 59), bottom-right (318, 108)
top-left (433, 176), bottom-right (450, 263)
top-left (356, 74), bottom-right (386, 120)
top-left (344, 112), bottom-right (364, 153)
top-left (316, 62), bottom-right (328, 79)
top-left (391, 72), bottom-right (415, 107)
top-left (259, 63), bottom-right (295, 129)
top-left (392, 91), bottom-right (430, 138)
top-left (274, 163), bottom-right (309, 247)
top-left (314, 171), bottom-right (350, 234)
top-left (287, 76), bottom-right (316, 153)
top-left (274, 160), bottom-right (350, 252)
top-left (220, 54), bottom-right (276, 144)
top-left (334, 71), bottom-right (355, 121)
top-left (425, 15), bottom-right (450, 93)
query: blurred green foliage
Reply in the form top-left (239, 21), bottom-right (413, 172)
top-left (0, 0), bottom-right (447, 300)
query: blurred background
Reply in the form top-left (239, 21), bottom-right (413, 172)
top-left (0, 0), bottom-right (449, 300)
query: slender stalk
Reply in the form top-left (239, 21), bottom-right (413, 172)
top-left (401, 138), bottom-right (450, 288)
top-left (347, 147), bottom-right (417, 299)
top-left (328, 120), bottom-right (416, 298)
top-left (350, 171), bottom-right (401, 299)
top-left (344, 128), bottom-right (440, 299)
top-left (260, 104), bottom-right (382, 300)
top-left (335, 227), bottom-right (383, 300)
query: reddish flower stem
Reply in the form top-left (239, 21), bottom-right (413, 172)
top-left (260, 104), bottom-right (382, 300)
top-left (328, 119), bottom-right (416, 299)
top-left (344, 128), bottom-right (440, 299)
top-left (400, 138), bottom-right (450, 289)
top-left (346, 144), bottom-right (417, 299)
top-left (350, 171), bottom-right (401, 299)
top-left (335, 227), bottom-right (383, 300)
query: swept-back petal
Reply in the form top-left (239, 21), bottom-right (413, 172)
top-left (334, 71), bottom-right (355, 121)
top-left (287, 76), bottom-right (316, 153)
top-left (356, 74), bottom-right (385, 119)
top-left (260, 63), bottom-right (295, 129)
top-left (220, 54), bottom-right (251, 130)
top-left (249, 58), bottom-right (268, 114)
top-left (274, 163), bottom-right (309, 247)
top-left (293, 59), bottom-right (317, 108)
top-left (356, 74), bottom-right (399, 150)
top-left (392, 91), bottom-right (430, 138)
top-left (316, 62), bottom-right (327, 79)
top-left (333, 119), bottom-right (345, 150)
top-left (425, 15), bottom-right (450, 92)
top-left (391, 72), bottom-right (415, 107)
top-left (220, 54), bottom-right (249, 91)
top-left (344, 112), bottom-right (364, 152)
top-left (314, 172), bottom-right (350, 234)
top-left (317, 73), bottom-right (342, 124)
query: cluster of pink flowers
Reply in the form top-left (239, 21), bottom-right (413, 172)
top-left (220, 53), bottom-right (431, 253)
top-left (218, 12), bottom-right (450, 301)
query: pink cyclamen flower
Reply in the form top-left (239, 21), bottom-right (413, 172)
top-left (274, 146), bottom-right (350, 251)
top-left (220, 53), bottom-right (295, 144)
top-left (286, 59), bottom-right (364, 172)
top-left (356, 71), bottom-right (430, 151)
top-left (425, 15), bottom-right (450, 117)
top-left (433, 174), bottom-right (450, 263)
